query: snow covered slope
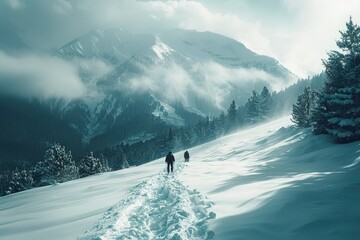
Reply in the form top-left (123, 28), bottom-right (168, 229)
top-left (0, 117), bottom-right (359, 240)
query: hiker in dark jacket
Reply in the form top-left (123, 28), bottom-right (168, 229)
top-left (165, 151), bottom-right (175, 173)
top-left (184, 150), bottom-right (190, 162)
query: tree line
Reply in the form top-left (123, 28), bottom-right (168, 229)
top-left (292, 17), bottom-right (360, 143)
top-left (0, 143), bottom-right (110, 196)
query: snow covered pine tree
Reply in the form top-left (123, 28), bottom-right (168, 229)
top-left (5, 168), bottom-right (33, 195)
top-left (246, 91), bottom-right (261, 123)
top-left (313, 17), bottom-right (360, 142)
top-left (292, 86), bottom-right (316, 128)
top-left (246, 88), bottom-right (273, 124)
top-left (227, 100), bottom-right (237, 130)
top-left (260, 86), bottom-right (273, 120)
top-left (32, 143), bottom-right (78, 186)
top-left (79, 152), bottom-right (104, 178)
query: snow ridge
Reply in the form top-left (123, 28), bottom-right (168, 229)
top-left (152, 35), bottom-right (174, 60)
top-left (78, 162), bottom-right (215, 240)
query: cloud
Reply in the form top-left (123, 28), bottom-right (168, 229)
top-left (124, 61), bottom-right (286, 111)
top-left (125, 63), bottom-right (192, 105)
top-left (197, 62), bottom-right (289, 92)
top-left (143, 1), bottom-right (275, 58)
top-left (0, 1), bottom-right (272, 56)
top-left (269, 0), bottom-right (360, 77)
top-left (52, 0), bottom-right (72, 14)
top-left (0, 51), bottom-right (85, 99)
top-left (6, 0), bottom-right (24, 10)
top-left (1, 0), bottom-right (360, 78)
top-left (191, 62), bottom-right (288, 109)
top-left (140, 0), bottom-right (360, 77)
top-left (76, 59), bottom-right (113, 80)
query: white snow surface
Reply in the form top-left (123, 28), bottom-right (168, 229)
top-left (152, 36), bottom-right (174, 61)
top-left (1, 116), bottom-right (360, 240)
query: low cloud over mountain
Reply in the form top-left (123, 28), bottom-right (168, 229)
top-left (0, 51), bottom-right (85, 99)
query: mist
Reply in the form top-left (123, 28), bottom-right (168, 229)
top-left (123, 61), bottom-right (288, 111)
top-left (0, 51), bottom-right (85, 99)
top-left (2, 0), bottom-right (360, 78)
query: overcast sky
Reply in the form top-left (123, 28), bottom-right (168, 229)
top-left (1, 0), bottom-right (360, 77)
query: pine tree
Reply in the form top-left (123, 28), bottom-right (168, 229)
top-left (0, 174), bottom-right (9, 196)
top-left (312, 87), bottom-right (331, 135)
top-left (291, 86), bottom-right (315, 128)
top-left (227, 100), bottom-right (237, 130)
top-left (314, 17), bottom-right (360, 142)
top-left (33, 143), bottom-right (78, 186)
top-left (79, 152), bottom-right (104, 178)
top-left (259, 86), bottom-right (273, 120)
top-left (246, 90), bottom-right (261, 123)
top-left (32, 160), bottom-right (51, 186)
top-left (104, 144), bottom-right (128, 170)
top-left (5, 168), bottom-right (33, 195)
top-left (98, 153), bottom-right (112, 172)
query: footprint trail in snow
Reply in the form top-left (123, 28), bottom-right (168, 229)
top-left (78, 163), bottom-right (216, 240)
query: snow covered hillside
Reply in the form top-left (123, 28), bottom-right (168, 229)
top-left (0, 117), bottom-right (359, 240)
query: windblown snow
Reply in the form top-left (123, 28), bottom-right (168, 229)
top-left (0, 116), bottom-right (360, 240)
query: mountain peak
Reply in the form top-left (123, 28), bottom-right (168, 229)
top-left (152, 35), bottom-right (175, 60)
top-left (58, 28), bottom-right (297, 79)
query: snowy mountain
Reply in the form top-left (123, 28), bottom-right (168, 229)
top-left (56, 28), bottom-right (297, 144)
top-left (58, 28), bottom-right (294, 78)
top-left (160, 29), bottom-right (292, 77)
top-left (1, 117), bottom-right (359, 240)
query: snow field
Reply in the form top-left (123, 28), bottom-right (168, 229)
top-left (78, 162), bottom-right (215, 240)
top-left (1, 116), bottom-right (360, 240)
top-left (179, 117), bottom-right (360, 239)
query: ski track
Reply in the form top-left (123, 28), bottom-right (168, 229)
top-left (78, 162), bottom-right (216, 240)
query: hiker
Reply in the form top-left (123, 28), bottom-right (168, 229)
top-left (165, 151), bottom-right (175, 173)
top-left (184, 150), bottom-right (190, 162)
